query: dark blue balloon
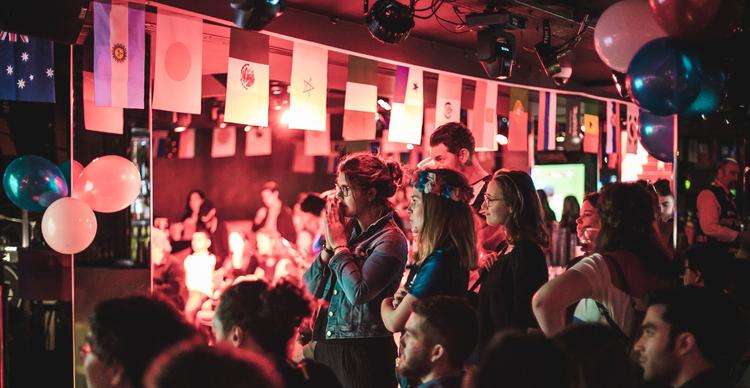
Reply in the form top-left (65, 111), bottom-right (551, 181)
top-left (639, 111), bottom-right (674, 162)
top-left (681, 64), bottom-right (726, 118)
top-left (627, 38), bottom-right (703, 115)
top-left (3, 156), bottom-right (68, 212)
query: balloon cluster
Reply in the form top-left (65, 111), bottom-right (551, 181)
top-left (594, 0), bottom-right (746, 161)
top-left (2, 155), bottom-right (142, 254)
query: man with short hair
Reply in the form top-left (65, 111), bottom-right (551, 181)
top-left (82, 296), bottom-right (200, 388)
top-left (654, 179), bottom-right (675, 249)
top-left (397, 296), bottom-right (478, 388)
top-left (425, 122), bottom-right (503, 251)
top-left (696, 158), bottom-right (750, 254)
top-left (633, 287), bottom-right (746, 388)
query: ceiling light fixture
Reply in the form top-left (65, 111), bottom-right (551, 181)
top-left (229, 0), bottom-right (285, 31)
top-left (365, 0), bottom-right (415, 44)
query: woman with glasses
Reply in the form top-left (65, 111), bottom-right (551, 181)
top-left (303, 153), bottom-right (408, 388)
top-left (476, 170), bottom-right (549, 347)
top-left (380, 168), bottom-right (477, 333)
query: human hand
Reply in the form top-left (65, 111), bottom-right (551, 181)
top-left (324, 196), bottom-right (347, 249)
top-left (302, 341), bottom-right (317, 360)
top-left (392, 287), bottom-right (408, 308)
top-left (480, 252), bottom-right (500, 271)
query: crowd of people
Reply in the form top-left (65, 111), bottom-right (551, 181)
top-left (82, 121), bottom-right (750, 388)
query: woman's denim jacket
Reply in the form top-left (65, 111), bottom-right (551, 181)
top-left (303, 211), bottom-right (408, 339)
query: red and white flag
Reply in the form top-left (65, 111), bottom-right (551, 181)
top-left (153, 11), bottom-right (202, 114)
top-left (435, 73), bottom-right (462, 127)
top-left (388, 66), bottom-right (423, 145)
top-left (83, 71), bottom-right (123, 134)
top-left (245, 126), bottom-right (272, 156)
top-left (178, 129), bottom-right (195, 159)
top-left (224, 30), bottom-right (268, 126)
top-left (536, 90), bottom-right (557, 151)
top-left (289, 42), bottom-right (328, 131)
top-left (304, 114), bottom-right (331, 156)
top-left (211, 126), bottom-right (236, 158)
top-left (472, 80), bottom-right (498, 151)
top-left (342, 56), bottom-right (378, 140)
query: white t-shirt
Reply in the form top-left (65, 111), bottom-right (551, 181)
top-left (569, 253), bottom-right (645, 336)
top-left (184, 252), bottom-right (216, 296)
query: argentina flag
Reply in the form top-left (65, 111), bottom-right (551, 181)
top-left (0, 31), bottom-right (55, 103)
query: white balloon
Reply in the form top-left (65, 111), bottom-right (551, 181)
top-left (42, 197), bottom-right (97, 254)
top-left (594, 0), bottom-right (667, 72)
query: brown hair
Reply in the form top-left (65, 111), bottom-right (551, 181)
top-left (492, 170), bottom-right (548, 247)
top-left (595, 182), bottom-right (672, 275)
top-left (413, 169), bottom-right (478, 270)
top-left (337, 153), bottom-right (403, 206)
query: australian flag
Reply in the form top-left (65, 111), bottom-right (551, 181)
top-left (0, 30), bottom-right (55, 103)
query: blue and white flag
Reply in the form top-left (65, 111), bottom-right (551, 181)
top-left (0, 31), bottom-right (55, 103)
top-left (536, 90), bottom-right (556, 151)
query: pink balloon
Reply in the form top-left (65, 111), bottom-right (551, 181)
top-left (42, 197), bottom-right (97, 254)
top-left (594, 0), bottom-right (667, 73)
top-left (649, 0), bottom-right (720, 39)
top-left (73, 155), bottom-right (141, 213)
top-left (70, 160), bottom-right (84, 183)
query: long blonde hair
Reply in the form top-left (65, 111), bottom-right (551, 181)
top-left (413, 169), bottom-right (478, 270)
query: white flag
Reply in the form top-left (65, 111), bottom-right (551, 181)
top-left (153, 11), bottom-right (203, 114)
top-left (289, 42), bottom-right (328, 131)
top-left (435, 73), bottom-right (462, 127)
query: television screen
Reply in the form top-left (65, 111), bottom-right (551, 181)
top-left (530, 164), bottom-right (586, 222)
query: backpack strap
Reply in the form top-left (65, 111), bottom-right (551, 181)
top-left (597, 253), bottom-right (641, 342)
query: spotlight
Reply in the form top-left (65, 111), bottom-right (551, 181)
top-left (229, 0), bottom-right (285, 31)
top-left (366, 0), bottom-right (415, 44)
top-left (477, 27), bottom-right (515, 79)
top-left (611, 70), bottom-right (629, 99)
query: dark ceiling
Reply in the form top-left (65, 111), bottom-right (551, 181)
top-left (287, 0), bottom-right (622, 95)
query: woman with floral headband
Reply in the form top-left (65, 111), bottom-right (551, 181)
top-left (381, 168), bottom-right (478, 333)
top-left (476, 170), bottom-right (549, 347)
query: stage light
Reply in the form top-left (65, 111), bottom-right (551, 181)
top-left (406, 144), bottom-right (414, 150)
top-left (366, 0), bottom-right (415, 44)
top-left (244, 126), bottom-right (252, 132)
top-left (174, 126), bottom-right (187, 133)
top-left (229, 0), bottom-right (285, 31)
top-left (477, 27), bottom-right (515, 79)
top-left (377, 98), bottom-right (391, 111)
top-left (280, 109), bottom-right (291, 125)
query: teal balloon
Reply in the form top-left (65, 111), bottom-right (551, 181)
top-left (681, 64), bottom-right (726, 118)
top-left (626, 38), bottom-right (703, 115)
top-left (3, 156), bottom-right (69, 211)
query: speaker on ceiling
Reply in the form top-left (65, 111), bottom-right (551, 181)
top-left (0, 0), bottom-right (90, 44)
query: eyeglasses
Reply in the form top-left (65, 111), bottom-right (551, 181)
top-left (484, 193), bottom-right (504, 204)
top-left (335, 183), bottom-right (351, 198)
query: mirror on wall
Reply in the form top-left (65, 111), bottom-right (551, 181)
top-left (0, 44), bottom-right (73, 386)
